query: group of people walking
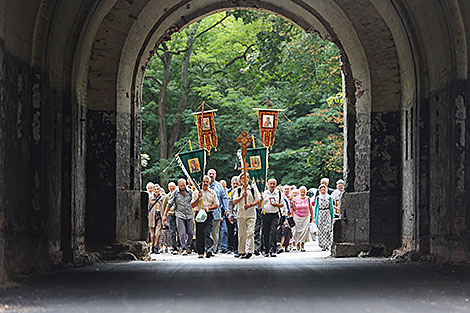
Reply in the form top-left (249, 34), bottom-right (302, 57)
top-left (146, 171), bottom-right (344, 259)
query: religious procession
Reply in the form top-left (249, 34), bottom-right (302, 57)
top-left (145, 101), bottom-right (345, 259)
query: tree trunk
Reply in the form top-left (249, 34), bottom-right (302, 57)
top-left (168, 25), bottom-right (199, 156)
top-left (158, 44), bottom-right (173, 185)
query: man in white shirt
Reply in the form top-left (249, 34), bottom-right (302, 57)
top-left (191, 175), bottom-right (219, 258)
top-left (233, 173), bottom-right (261, 259)
top-left (262, 178), bottom-right (284, 257)
top-left (331, 179), bottom-right (345, 216)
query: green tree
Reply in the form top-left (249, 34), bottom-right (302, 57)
top-left (141, 10), bottom-right (343, 189)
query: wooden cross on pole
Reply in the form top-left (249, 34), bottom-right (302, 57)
top-left (236, 131), bottom-right (252, 206)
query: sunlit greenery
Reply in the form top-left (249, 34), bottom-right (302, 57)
top-left (141, 10), bottom-right (343, 188)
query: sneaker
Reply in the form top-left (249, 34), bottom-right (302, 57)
top-left (206, 251), bottom-right (213, 258)
top-left (198, 254), bottom-right (204, 258)
top-left (220, 249), bottom-right (228, 254)
top-left (270, 253), bottom-right (277, 257)
top-left (285, 248), bottom-right (290, 252)
top-left (244, 253), bottom-right (252, 259)
top-left (301, 248), bottom-right (306, 252)
top-left (254, 250), bottom-right (260, 256)
top-left (235, 253), bottom-right (244, 258)
top-left (182, 250), bottom-right (188, 255)
top-left (278, 248), bottom-right (284, 254)
top-left (264, 253), bottom-right (270, 257)
top-left (172, 250), bottom-right (179, 255)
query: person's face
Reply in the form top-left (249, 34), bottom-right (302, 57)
top-left (322, 181), bottom-right (329, 187)
top-left (169, 184), bottom-right (176, 192)
top-left (320, 186), bottom-right (327, 195)
top-left (338, 183), bottom-right (344, 191)
top-left (202, 177), bottom-right (210, 190)
top-left (147, 185), bottom-right (153, 193)
top-left (178, 180), bottom-right (186, 191)
top-left (292, 190), bottom-right (299, 197)
top-left (268, 180), bottom-right (276, 190)
top-left (232, 181), bottom-right (239, 188)
top-left (208, 170), bottom-right (216, 182)
top-left (153, 186), bottom-right (160, 195)
top-left (221, 181), bottom-right (227, 189)
top-left (300, 189), bottom-right (306, 197)
top-left (284, 188), bottom-right (290, 196)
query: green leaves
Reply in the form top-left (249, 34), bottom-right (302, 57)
top-left (141, 10), bottom-right (343, 187)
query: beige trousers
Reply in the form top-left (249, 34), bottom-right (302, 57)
top-left (237, 217), bottom-right (256, 254)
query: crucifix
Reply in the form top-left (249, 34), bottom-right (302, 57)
top-left (236, 131), bottom-right (254, 206)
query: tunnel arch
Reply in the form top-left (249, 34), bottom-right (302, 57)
top-left (70, 0), bottom-right (412, 255)
top-left (2, 0), bottom-right (470, 280)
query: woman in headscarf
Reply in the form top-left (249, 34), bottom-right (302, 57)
top-left (314, 184), bottom-right (335, 251)
top-left (291, 186), bottom-right (314, 252)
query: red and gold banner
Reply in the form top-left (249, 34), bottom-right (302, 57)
top-left (253, 108), bottom-right (284, 149)
top-left (193, 109), bottom-right (218, 153)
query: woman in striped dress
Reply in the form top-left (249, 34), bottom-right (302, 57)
top-left (313, 184), bottom-right (335, 251)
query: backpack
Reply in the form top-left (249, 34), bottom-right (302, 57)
top-left (236, 185), bottom-right (255, 198)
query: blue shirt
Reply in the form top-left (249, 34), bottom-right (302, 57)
top-left (209, 180), bottom-right (229, 220)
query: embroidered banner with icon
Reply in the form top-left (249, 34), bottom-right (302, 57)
top-left (192, 108), bottom-right (218, 153)
top-left (176, 149), bottom-right (206, 189)
top-left (253, 104), bottom-right (285, 149)
top-left (237, 147), bottom-right (268, 192)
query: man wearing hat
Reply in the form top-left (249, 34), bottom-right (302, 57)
top-left (331, 179), bottom-right (345, 217)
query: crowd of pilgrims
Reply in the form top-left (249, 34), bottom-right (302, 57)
top-left (146, 168), bottom-right (345, 259)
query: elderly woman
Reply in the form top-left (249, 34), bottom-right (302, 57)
top-left (291, 186), bottom-right (314, 252)
top-left (148, 184), bottom-right (163, 254)
top-left (314, 184), bottom-right (335, 251)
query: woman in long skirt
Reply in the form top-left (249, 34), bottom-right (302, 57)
top-left (292, 186), bottom-right (314, 252)
top-left (314, 184), bottom-right (335, 251)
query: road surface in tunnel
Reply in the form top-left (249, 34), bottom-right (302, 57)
top-left (1, 242), bottom-right (470, 313)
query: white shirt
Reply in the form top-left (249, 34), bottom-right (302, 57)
top-left (331, 189), bottom-right (343, 201)
top-left (233, 185), bottom-right (260, 218)
top-left (263, 189), bottom-right (283, 214)
top-left (191, 188), bottom-right (219, 211)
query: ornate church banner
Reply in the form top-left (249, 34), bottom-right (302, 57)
top-left (176, 149), bottom-right (206, 189)
top-left (192, 108), bottom-right (218, 153)
top-left (253, 105), bottom-right (285, 149)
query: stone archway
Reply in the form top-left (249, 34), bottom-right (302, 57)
top-left (73, 0), bottom-right (414, 256)
top-left (1, 0), bottom-right (469, 279)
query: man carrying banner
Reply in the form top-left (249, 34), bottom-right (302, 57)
top-left (233, 172), bottom-right (261, 259)
top-left (191, 175), bottom-right (219, 258)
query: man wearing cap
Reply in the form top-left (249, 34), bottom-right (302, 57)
top-left (233, 172), bottom-right (261, 259)
top-left (331, 179), bottom-right (345, 217)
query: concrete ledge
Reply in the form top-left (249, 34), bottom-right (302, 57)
top-left (331, 243), bottom-right (370, 257)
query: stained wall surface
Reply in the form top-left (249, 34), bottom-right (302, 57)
top-left (0, 0), bottom-right (469, 280)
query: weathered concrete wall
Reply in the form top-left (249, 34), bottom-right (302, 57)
top-left (0, 40), bottom-right (51, 277)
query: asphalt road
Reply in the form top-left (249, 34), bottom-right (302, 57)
top-left (1, 247), bottom-right (470, 313)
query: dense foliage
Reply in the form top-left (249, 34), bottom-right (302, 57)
top-left (141, 10), bottom-right (343, 188)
